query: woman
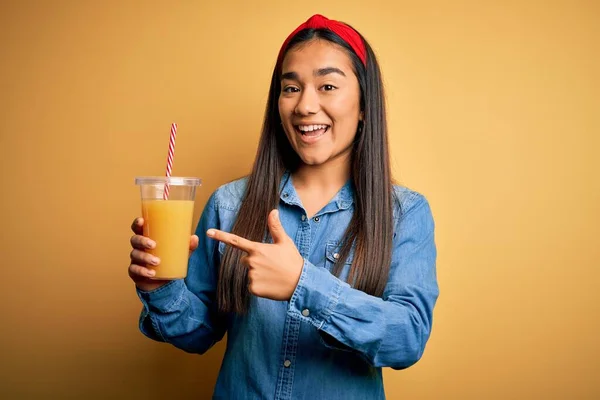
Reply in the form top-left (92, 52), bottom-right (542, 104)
top-left (129, 14), bottom-right (438, 399)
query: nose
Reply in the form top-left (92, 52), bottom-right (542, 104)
top-left (294, 87), bottom-right (319, 116)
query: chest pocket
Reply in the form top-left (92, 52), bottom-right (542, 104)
top-left (325, 241), bottom-right (355, 264)
top-left (324, 241), bottom-right (355, 282)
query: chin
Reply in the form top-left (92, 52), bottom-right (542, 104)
top-left (297, 146), bottom-right (352, 167)
top-left (296, 150), bottom-right (330, 166)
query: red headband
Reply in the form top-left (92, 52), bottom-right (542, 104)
top-left (277, 14), bottom-right (367, 67)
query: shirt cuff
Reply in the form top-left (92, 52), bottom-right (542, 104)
top-left (288, 259), bottom-right (349, 329)
top-left (136, 279), bottom-right (186, 313)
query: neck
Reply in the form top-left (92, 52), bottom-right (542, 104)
top-left (291, 152), bottom-right (351, 190)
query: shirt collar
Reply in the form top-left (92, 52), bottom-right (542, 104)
top-left (279, 170), bottom-right (354, 212)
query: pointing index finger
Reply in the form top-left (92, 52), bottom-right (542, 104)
top-left (207, 229), bottom-right (256, 253)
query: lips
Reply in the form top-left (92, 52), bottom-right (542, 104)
top-left (293, 124), bottom-right (329, 144)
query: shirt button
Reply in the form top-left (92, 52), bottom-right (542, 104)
top-left (301, 215), bottom-right (306, 221)
top-left (283, 193), bottom-right (289, 198)
top-left (333, 253), bottom-right (340, 260)
top-left (284, 360), bottom-right (292, 368)
top-left (302, 309), bottom-right (310, 317)
top-left (314, 216), bottom-right (320, 222)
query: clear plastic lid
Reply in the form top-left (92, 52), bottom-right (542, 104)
top-left (135, 176), bottom-right (201, 186)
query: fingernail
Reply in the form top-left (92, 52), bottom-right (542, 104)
top-left (146, 240), bottom-right (155, 249)
top-left (148, 269), bottom-right (155, 276)
top-left (151, 257), bottom-right (160, 265)
top-left (207, 229), bottom-right (215, 237)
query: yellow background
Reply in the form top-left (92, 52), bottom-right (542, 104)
top-left (1, 0), bottom-right (598, 398)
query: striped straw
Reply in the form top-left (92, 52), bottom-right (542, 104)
top-left (163, 123), bottom-right (177, 200)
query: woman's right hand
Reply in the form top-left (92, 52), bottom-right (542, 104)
top-left (128, 217), bottom-right (199, 292)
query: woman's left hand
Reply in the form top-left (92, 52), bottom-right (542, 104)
top-left (207, 209), bottom-right (304, 301)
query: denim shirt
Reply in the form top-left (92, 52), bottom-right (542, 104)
top-left (137, 172), bottom-right (439, 399)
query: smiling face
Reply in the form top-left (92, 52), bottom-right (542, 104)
top-left (278, 39), bottom-right (363, 168)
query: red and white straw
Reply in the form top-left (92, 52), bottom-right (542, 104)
top-left (163, 123), bottom-right (177, 200)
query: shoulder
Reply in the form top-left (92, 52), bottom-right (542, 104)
top-left (211, 176), bottom-right (249, 211)
top-left (392, 184), bottom-right (433, 223)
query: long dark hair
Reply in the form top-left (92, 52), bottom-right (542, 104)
top-left (218, 25), bottom-right (393, 314)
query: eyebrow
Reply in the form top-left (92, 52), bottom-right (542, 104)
top-left (281, 67), bottom-right (347, 81)
top-left (316, 67), bottom-right (346, 77)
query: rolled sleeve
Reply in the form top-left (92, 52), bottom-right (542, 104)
top-left (137, 279), bottom-right (186, 313)
top-left (288, 259), bottom-right (349, 329)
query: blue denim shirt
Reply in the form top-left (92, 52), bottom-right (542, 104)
top-left (137, 172), bottom-right (438, 399)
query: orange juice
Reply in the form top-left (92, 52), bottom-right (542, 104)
top-left (141, 199), bottom-right (194, 279)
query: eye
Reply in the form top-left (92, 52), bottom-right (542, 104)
top-left (283, 86), bottom-right (300, 93)
top-left (321, 84), bottom-right (337, 91)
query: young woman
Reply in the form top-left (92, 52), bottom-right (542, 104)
top-left (128, 14), bottom-right (439, 399)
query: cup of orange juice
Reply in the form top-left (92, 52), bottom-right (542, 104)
top-left (135, 176), bottom-right (201, 279)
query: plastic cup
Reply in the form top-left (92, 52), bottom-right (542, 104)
top-left (135, 176), bottom-right (201, 279)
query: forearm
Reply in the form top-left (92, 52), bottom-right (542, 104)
top-left (137, 279), bottom-right (226, 354)
top-left (289, 260), bottom-right (437, 368)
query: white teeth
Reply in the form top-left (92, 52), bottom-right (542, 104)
top-left (298, 124), bottom-right (328, 132)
